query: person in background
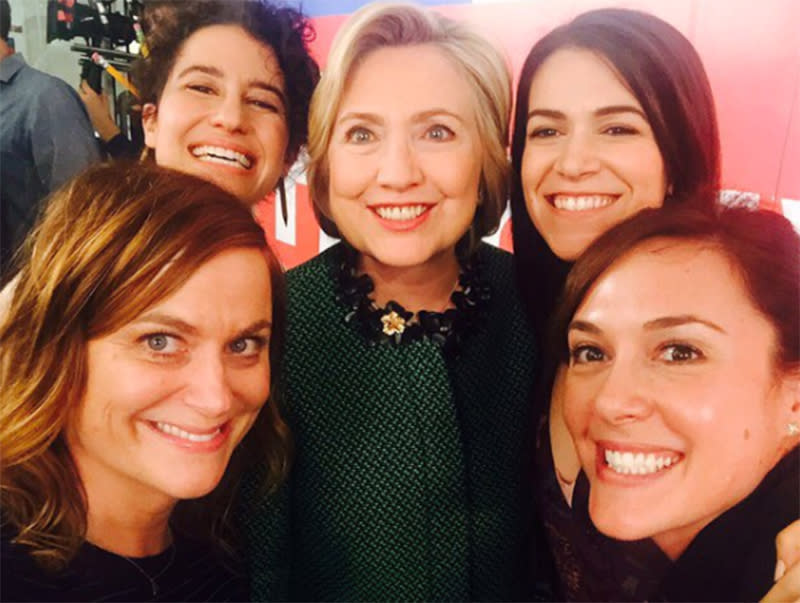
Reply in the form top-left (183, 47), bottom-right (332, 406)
top-left (0, 0), bottom-right (101, 274)
top-left (78, 82), bottom-right (142, 159)
top-left (0, 161), bottom-right (288, 602)
top-left (242, 3), bottom-right (541, 600)
top-left (555, 205), bottom-right (800, 600)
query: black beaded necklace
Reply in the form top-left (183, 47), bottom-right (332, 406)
top-left (333, 244), bottom-right (491, 355)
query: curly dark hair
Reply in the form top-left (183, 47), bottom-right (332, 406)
top-left (134, 0), bottom-right (319, 160)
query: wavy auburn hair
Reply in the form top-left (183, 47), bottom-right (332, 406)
top-left (0, 162), bottom-right (289, 570)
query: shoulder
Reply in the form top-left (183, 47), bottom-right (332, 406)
top-left (475, 243), bottom-right (528, 320)
top-left (10, 65), bottom-right (88, 118)
top-left (476, 243), bottom-right (515, 281)
top-left (287, 244), bottom-right (339, 287)
top-left (286, 245), bottom-right (341, 316)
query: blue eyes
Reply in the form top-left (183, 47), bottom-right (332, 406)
top-left (529, 127), bottom-right (558, 139)
top-left (344, 124), bottom-right (455, 144)
top-left (426, 125), bottom-right (454, 140)
top-left (146, 333), bottom-right (178, 353)
top-left (228, 337), bottom-right (268, 355)
top-left (140, 333), bottom-right (267, 359)
top-left (345, 127), bottom-right (373, 144)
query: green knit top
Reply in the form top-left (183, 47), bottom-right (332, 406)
top-left (243, 243), bottom-right (537, 602)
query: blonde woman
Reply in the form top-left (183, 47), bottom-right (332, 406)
top-left (0, 162), bottom-right (287, 602)
top-left (241, 4), bottom-right (538, 601)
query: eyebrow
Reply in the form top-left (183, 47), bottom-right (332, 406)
top-left (176, 65), bottom-right (287, 106)
top-left (568, 315), bottom-right (727, 336)
top-left (643, 315), bottom-right (726, 334)
top-left (567, 319), bottom-right (603, 336)
top-left (132, 313), bottom-right (272, 337)
top-left (337, 108), bottom-right (466, 125)
top-left (527, 104), bottom-right (647, 122)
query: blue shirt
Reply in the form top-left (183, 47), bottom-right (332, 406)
top-left (1, 53), bottom-right (101, 272)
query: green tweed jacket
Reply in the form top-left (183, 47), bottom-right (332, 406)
top-left (244, 242), bottom-right (537, 602)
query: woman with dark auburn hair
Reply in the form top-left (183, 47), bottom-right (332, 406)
top-left (502, 7), bottom-right (800, 599)
top-left (0, 162), bottom-right (287, 602)
top-left (553, 205), bottom-right (800, 600)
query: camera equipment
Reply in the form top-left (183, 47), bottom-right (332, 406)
top-left (47, 0), bottom-right (140, 92)
top-left (46, 0), bottom-right (143, 147)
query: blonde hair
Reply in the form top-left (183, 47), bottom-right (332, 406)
top-left (0, 161), bottom-right (289, 570)
top-left (307, 2), bottom-right (511, 254)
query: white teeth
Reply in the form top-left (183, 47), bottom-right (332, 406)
top-left (374, 205), bottom-right (427, 221)
top-left (553, 194), bottom-right (615, 211)
top-left (155, 421), bottom-right (220, 443)
top-left (191, 145), bottom-right (252, 169)
top-left (604, 449), bottom-right (681, 475)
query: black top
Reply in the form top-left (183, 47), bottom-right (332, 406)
top-left (0, 531), bottom-right (247, 602)
top-left (102, 133), bottom-right (141, 160)
top-left (538, 409), bottom-right (800, 602)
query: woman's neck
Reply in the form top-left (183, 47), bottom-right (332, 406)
top-left (85, 510), bottom-right (173, 557)
top-left (360, 249), bottom-right (460, 313)
top-left (78, 465), bottom-right (175, 557)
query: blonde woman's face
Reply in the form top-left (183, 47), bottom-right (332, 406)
top-left (68, 248), bottom-right (272, 508)
top-left (326, 44), bottom-right (482, 274)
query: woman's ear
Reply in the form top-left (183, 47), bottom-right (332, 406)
top-left (779, 369), bottom-right (800, 453)
top-left (141, 103), bottom-right (158, 149)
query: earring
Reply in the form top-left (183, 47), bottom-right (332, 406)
top-left (788, 422), bottom-right (800, 436)
top-left (277, 178), bottom-right (288, 226)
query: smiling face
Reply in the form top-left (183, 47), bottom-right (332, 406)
top-left (326, 44), bottom-right (483, 274)
top-left (68, 248), bottom-right (273, 510)
top-left (142, 25), bottom-right (290, 205)
top-left (522, 48), bottom-right (667, 260)
top-left (562, 239), bottom-right (793, 559)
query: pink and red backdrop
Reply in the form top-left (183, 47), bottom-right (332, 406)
top-left (255, 0), bottom-right (800, 269)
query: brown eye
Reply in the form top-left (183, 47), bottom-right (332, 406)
top-left (658, 344), bottom-right (701, 363)
top-left (570, 345), bottom-right (606, 364)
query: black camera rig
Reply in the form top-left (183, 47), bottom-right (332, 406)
top-left (47, 0), bottom-right (143, 143)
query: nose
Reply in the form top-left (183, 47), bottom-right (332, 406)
top-left (592, 360), bottom-right (654, 425)
top-left (376, 134), bottom-right (422, 190)
top-left (209, 93), bottom-right (248, 134)
top-left (554, 132), bottom-right (600, 179)
top-left (183, 351), bottom-right (235, 417)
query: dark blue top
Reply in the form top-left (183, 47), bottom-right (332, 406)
top-left (0, 53), bottom-right (100, 273)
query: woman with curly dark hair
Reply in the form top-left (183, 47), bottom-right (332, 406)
top-left (135, 0), bottom-right (319, 209)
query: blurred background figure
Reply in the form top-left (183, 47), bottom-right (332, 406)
top-left (0, 0), bottom-right (100, 275)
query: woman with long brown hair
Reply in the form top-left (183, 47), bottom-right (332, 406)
top-left (0, 162), bottom-right (287, 601)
